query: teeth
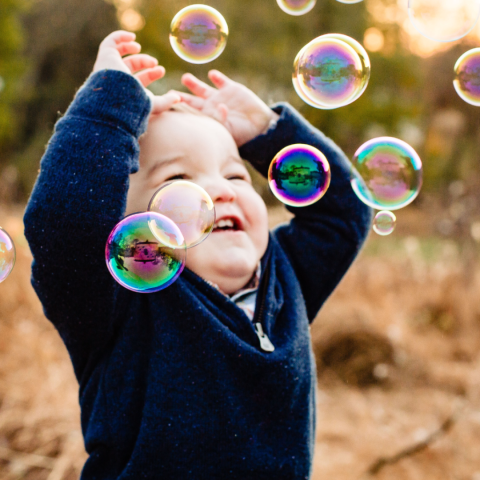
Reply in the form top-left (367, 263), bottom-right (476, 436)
top-left (215, 218), bottom-right (235, 229)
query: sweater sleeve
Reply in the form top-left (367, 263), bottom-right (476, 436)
top-left (23, 70), bottom-right (151, 376)
top-left (239, 103), bottom-right (373, 322)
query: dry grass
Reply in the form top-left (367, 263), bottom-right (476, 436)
top-left (0, 208), bottom-right (86, 480)
top-left (1, 205), bottom-right (480, 479)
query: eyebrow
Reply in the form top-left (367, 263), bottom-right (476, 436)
top-left (229, 156), bottom-right (245, 166)
top-left (147, 154), bottom-right (245, 177)
top-left (147, 155), bottom-right (187, 176)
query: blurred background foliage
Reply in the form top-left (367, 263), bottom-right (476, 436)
top-left (0, 0), bottom-right (480, 211)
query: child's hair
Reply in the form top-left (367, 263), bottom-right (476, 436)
top-left (169, 102), bottom-right (224, 126)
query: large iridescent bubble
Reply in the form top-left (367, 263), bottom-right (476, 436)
top-left (0, 227), bottom-right (15, 283)
top-left (169, 5), bottom-right (228, 64)
top-left (373, 211), bottom-right (396, 236)
top-left (148, 181), bottom-right (215, 248)
top-left (268, 144), bottom-right (331, 207)
top-left (454, 48), bottom-right (480, 107)
top-left (105, 212), bottom-right (186, 293)
top-left (408, 0), bottom-right (480, 43)
top-left (276, 0), bottom-right (316, 16)
top-left (294, 34), bottom-right (370, 109)
top-left (351, 137), bottom-right (423, 210)
top-left (293, 45), bottom-right (334, 109)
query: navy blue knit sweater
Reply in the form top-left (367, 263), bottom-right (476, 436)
top-left (24, 70), bottom-right (371, 480)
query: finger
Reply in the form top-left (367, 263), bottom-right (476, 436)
top-left (135, 66), bottom-right (166, 87)
top-left (181, 73), bottom-right (216, 98)
top-left (217, 103), bottom-right (229, 123)
top-left (123, 54), bottom-right (158, 73)
top-left (168, 90), bottom-right (205, 110)
top-left (116, 41), bottom-right (142, 57)
top-left (208, 70), bottom-right (233, 89)
top-left (100, 31), bottom-right (136, 49)
top-left (150, 92), bottom-right (182, 115)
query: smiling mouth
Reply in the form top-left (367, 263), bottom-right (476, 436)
top-left (212, 217), bottom-right (242, 233)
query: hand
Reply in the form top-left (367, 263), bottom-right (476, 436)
top-left (171, 70), bottom-right (280, 147)
top-left (93, 31), bottom-right (181, 116)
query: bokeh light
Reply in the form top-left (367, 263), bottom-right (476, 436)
top-left (408, 0), bottom-right (480, 43)
top-left (294, 34), bottom-right (370, 109)
top-left (268, 144), bottom-right (331, 207)
top-left (276, 0), bottom-right (316, 16)
top-left (363, 27), bottom-right (385, 52)
top-left (336, 0), bottom-right (363, 4)
top-left (169, 4), bottom-right (228, 64)
top-left (454, 48), bottom-right (480, 107)
top-left (0, 227), bottom-right (15, 284)
top-left (119, 8), bottom-right (146, 31)
top-left (148, 180), bottom-right (215, 248)
top-left (351, 137), bottom-right (423, 210)
top-left (373, 210), bottom-right (397, 236)
top-left (105, 212), bottom-right (186, 293)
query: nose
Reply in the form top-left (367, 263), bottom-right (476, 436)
top-left (204, 177), bottom-right (236, 204)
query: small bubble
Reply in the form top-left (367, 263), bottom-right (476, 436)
top-left (268, 144), bottom-right (331, 207)
top-left (169, 5), bottom-right (228, 64)
top-left (105, 212), bottom-right (186, 293)
top-left (148, 180), bottom-right (215, 248)
top-left (373, 211), bottom-right (396, 236)
top-left (0, 227), bottom-right (15, 283)
top-left (408, 0), bottom-right (480, 43)
top-left (276, 0), bottom-right (316, 16)
top-left (351, 137), bottom-right (423, 210)
top-left (454, 48), bottom-right (480, 106)
top-left (293, 34), bottom-right (370, 109)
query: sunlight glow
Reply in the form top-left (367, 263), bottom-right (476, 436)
top-left (366, 0), bottom-right (480, 57)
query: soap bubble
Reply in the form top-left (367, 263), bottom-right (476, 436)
top-left (336, 0), bottom-right (363, 3)
top-left (170, 5), bottom-right (228, 64)
top-left (293, 45), bottom-right (334, 109)
top-left (454, 48), bottom-right (480, 106)
top-left (268, 144), bottom-right (331, 207)
top-left (408, 0), bottom-right (480, 43)
top-left (294, 34), bottom-right (370, 109)
top-left (0, 227), bottom-right (15, 283)
top-left (323, 34), bottom-right (370, 103)
top-left (148, 180), bottom-right (215, 248)
top-left (351, 137), bottom-right (423, 210)
top-left (105, 212), bottom-right (186, 293)
top-left (373, 211), bottom-right (396, 236)
top-left (277, 0), bottom-right (316, 16)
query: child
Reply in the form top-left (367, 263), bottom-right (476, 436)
top-left (24, 31), bottom-right (371, 479)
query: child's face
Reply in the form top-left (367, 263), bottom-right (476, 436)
top-left (126, 111), bottom-right (269, 294)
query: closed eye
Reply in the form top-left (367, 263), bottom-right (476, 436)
top-left (227, 173), bottom-right (252, 183)
top-left (165, 174), bottom-right (187, 181)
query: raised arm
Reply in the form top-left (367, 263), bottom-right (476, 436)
top-left (239, 104), bottom-right (372, 321)
top-left (173, 70), bottom-right (372, 322)
top-left (23, 32), bottom-right (179, 377)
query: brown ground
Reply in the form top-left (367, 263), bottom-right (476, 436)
top-left (1, 204), bottom-right (480, 479)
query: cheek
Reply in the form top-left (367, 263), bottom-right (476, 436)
top-left (242, 190), bottom-right (269, 246)
top-left (126, 176), bottom-right (155, 213)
